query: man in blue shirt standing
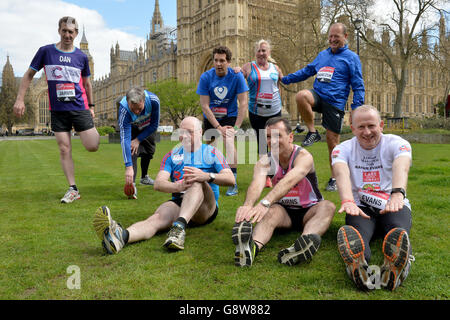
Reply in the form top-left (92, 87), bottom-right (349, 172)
top-left (117, 86), bottom-right (160, 199)
top-left (197, 46), bottom-right (249, 196)
top-left (93, 117), bottom-right (235, 254)
top-left (282, 23), bottom-right (365, 192)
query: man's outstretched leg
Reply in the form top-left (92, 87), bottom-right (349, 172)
top-left (278, 200), bottom-right (335, 266)
top-left (164, 181), bottom-right (216, 251)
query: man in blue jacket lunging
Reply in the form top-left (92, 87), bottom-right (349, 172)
top-left (281, 23), bottom-right (365, 192)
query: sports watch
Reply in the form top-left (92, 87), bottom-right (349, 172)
top-left (259, 199), bottom-right (271, 208)
top-left (208, 172), bottom-right (216, 183)
top-left (390, 188), bottom-right (406, 199)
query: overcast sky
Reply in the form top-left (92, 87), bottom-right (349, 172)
top-left (0, 0), bottom-right (448, 81)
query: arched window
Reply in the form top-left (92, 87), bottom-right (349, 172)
top-left (38, 91), bottom-right (50, 126)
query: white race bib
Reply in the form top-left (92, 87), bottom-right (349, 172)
top-left (56, 83), bottom-right (76, 102)
top-left (211, 107), bottom-right (227, 118)
top-left (317, 66), bottom-right (335, 83)
top-left (358, 188), bottom-right (390, 210)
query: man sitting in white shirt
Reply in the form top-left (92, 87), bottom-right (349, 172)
top-left (332, 105), bottom-right (414, 291)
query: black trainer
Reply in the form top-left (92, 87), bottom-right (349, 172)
top-left (277, 234), bottom-right (321, 266)
top-left (301, 131), bottom-right (321, 147)
top-left (325, 178), bottom-right (337, 191)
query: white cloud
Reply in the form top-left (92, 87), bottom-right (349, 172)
top-left (0, 0), bottom-right (145, 80)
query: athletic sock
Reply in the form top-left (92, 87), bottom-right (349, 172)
top-left (70, 185), bottom-right (78, 191)
top-left (122, 229), bottom-right (129, 244)
top-left (141, 156), bottom-right (150, 178)
top-left (254, 239), bottom-right (264, 257)
top-left (231, 168), bottom-right (237, 185)
top-left (174, 217), bottom-right (187, 229)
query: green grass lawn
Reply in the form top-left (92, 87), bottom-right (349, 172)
top-left (0, 137), bottom-right (448, 300)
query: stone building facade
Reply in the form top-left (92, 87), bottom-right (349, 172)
top-left (5, 0), bottom-right (449, 132)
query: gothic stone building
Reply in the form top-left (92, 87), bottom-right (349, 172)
top-left (7, 0), bottom-right (449, 132)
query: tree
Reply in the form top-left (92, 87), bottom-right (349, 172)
top-left (342, 0), bottom-right (446, 118)
top-left (0, 56), bottom-right (34, 133)
top-left (146, 78), bottom-right (201, 128)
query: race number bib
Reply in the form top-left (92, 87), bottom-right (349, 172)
top-left (358, 189), bottom-right (390, 210)
top-left (256, 92), bottom-right (273, 106)
top-left (211, 107), bottom-right (227, 118)
top-left (56, 83), bottom-right (76, 102)
top-left (279, 189), bottom-right (301, 207)
top-left (317, 66), bottom-right (335, 83)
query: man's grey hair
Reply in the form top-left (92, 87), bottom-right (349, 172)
top-left (58, 16), bottom-right (79, 32)
top-left (331, 22), bottom-right (347, 35)
top-left (126, 86), bottom-right (145, 104)
top-left (352, 104), bottom-right (382, 122)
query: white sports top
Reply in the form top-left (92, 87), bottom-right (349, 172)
top-left (248, 62), bottom-right (282, 117)
top-left (331, 134), bottom-right (412, 210)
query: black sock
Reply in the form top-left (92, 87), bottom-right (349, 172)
top-left (122, 229), bottom-right (129, 244)
top-left (174, 217), bottom-right (187, 229)
top-left (70, 185), bottom-right (78, 191)
top-left (254, 239), bottom-right (264, 257)
top-left (141, 156), bottom-right (150, 178)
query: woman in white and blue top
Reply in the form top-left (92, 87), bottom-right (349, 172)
top-left (241, 40), bottom-right (284, 187)
top-left (242, 40), bottom-right (283, 154)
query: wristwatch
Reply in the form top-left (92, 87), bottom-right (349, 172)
top-left (390, 188), bottom-right (406, 199)
top-left (259, 199), bottom-right (271, 208)
top-left (208, 172), bottom-right (216, 183)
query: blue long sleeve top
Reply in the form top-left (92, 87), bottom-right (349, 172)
top-left (281, 45), bottom-right (365, 111)
top-left (118, 90), bottom-right (160, 167)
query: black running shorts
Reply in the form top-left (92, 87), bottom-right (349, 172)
top-left (203, 116), bottom-right (236, 142)
top-left (168, 197), bottom-right (219, 228)
top-left (131, 126), bottom-right (156, 158)
top-left (280, 205), bottom-right (311, 231)
top-left (310, 89), bottom-right (345, 134)
top-left (51, 110), bottom-right (95, 133)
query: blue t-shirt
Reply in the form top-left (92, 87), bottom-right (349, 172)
top-left (196, 67), bottom-right (248, 119)
top-left (118, 90), bottom-right (160, 167)
top-left (160, 144), bottom-right (230, 206)
top-left (30, 44), bottom-right (91, 111)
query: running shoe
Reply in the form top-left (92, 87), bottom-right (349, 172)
top-left (93, 206), bottom-right (126, 254)
top-left (380, 228), bottom-right (414, 291)
top-left (61, 187), bottom-right (80, 203)
top-left (140, 175), bottom-right (154, 185)
top-left (232, 221), bottom-right (256, 267)
top-left (325, 178), bottom-right (338, 192)
top-left (278, 234), bottom-right (321, 266)
top-left (163, 224), bottom-right (186, 251)
top-left (337, 225), bottom-right (373, 290)
top-left (301, 131), bottom-right (321, 147)
top-left (226, 184), bottom-right (238, 196)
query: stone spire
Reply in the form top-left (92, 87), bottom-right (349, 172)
top-left (2, 55), bottom-right (15, 87)
top-left (79, 27), bottom-right (94, 79)
top-left (151, 0), bottom-right (164, 34)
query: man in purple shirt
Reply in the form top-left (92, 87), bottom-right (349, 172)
top-left (13, 16), bottom-right (99, 204)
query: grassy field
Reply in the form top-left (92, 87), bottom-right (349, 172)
top-left (0, 137), bottom-right (448, 300)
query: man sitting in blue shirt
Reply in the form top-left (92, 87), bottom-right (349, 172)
top-left (93, 117), bottom-right (235, 254)
top-left (281, 23), bottom-right (365, 192)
